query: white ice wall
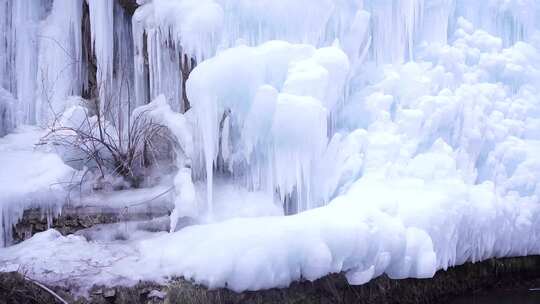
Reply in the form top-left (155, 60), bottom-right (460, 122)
top-left (2, 0), bottom-right (540, 217)
top-left (129, 0), bottom-right (540, 215)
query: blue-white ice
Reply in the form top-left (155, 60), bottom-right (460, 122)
top-left (0, 0), bottom-right (540, 293)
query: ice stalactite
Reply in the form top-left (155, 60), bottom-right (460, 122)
top-left (85, 0), bottom-right (136, 126)
top-left (131, 0), bottom-right (371, 111)
top-left (365, 0), bottom-right (425, 63)
top-left (185, 41), bottom-right (350, 214)
top-left (12, 0), bottom-right (48, 125)
top-left (0, 0), bottom-right (14, 94)
top-left (132, 4), bottom-right (196, 112)
top-left (35, 0), bottom-right (84, 125)
top-left (453, 0), bottom-right (540, 47)
top-left (112, 0), bottom-right (136, 125)
top-left (0, 89), bottom-right (16, 137)
top-left (88, 0), bottom-right (114, 112)
top-left (132, 0), bottom-right (372, 214)
top-left (1, 0), bottom-right (539, 231)
top-left (420, 0), bottom-right (454, 45)
top-left (1, 0), bottom-right (84, 127)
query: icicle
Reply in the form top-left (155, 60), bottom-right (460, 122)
top-left (12, 0), bottom-right (46, 125)
top-left (453, 0), bottom-right (539, 47)
top-left (35, 0), bottom-right (84, 125)
top-left (0, 0), bottom-right (15, 94)
top-left (87, 0), bottom-right (114, 112)
top-left (112, 0), bottom-right (135, 127)
top-left (421, 0), bottom-right (454, 45)
top-left (0, 88), bottom-right (16, 137)
top-left (132, 4), bottom-right (153, 107)
top-left (186, 41), bottom-right (348, 214)
top-left (366, 0), bottom-right (425, 63)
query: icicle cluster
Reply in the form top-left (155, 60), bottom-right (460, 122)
top-left (1, 0), bottom-right (540, 227)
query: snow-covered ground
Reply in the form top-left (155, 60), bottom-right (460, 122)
top-left (1, 0), bottom-right (540, 296)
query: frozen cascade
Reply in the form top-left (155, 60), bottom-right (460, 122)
top-left (131, 0), bottom-right (372, 110)
top-left (0, 0), bottom-right (136, 245)
top-left (130, 0), bottom-right (455, 212)
top-left (0, 0), bottom-right (540, 290)
top-left (88, 0), bottom-right (135, 123)
top-left (0, 0), bottom-right (14, 94)
top-left (10, 0), bottom-right (46, 125)
top-left (453, 0), bottom-right (540, 47)
top-left (2, 0), bottom-right (538, 130)
top-left (127, 0), bottom-right (540, 223)
top-left (1, 0), bottom-right (534, 214)
top-left (88, 0), bottom-right (114, 111)
top-left (0, 0), bottom-right (135, 128)
top-left (186, 41), bottom-right (349, 213)
top-left (35, 0), bottom-right (84, 124)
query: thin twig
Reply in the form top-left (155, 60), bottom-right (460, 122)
top-left (23, 276), bottom-right (69, 304)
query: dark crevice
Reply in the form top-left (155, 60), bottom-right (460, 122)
top-left (81, 0), bottom-right (97, 101)
top-left (116, 0), bottom-right (139, 16)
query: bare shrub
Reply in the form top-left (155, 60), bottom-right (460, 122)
top-left (41, 94), bottom-right (175, 189)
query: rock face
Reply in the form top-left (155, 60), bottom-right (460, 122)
top-left (0, 272), bottom-right (59, 304)
top-left (12, 204), bottom-right (170, 243)
top-left (163, 256), bottom-right (540, 304)
top-left (2, 256), bottom-right (539, 304)
top-left (117, 0), bottom-right (139, 15)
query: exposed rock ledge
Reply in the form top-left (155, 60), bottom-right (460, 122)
top-left (1, 255), bottom-right (539, 304)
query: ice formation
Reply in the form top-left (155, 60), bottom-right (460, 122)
top-left (0, 89), bottom-right (15, 137)
top-left (0, 127), bottom-right (74, 246)
top-left (131, 95), bottom-right (196, 230)
top-left (186, 41), bottom-right (349, 212)
top-left (1, 0), bottom-right (540, 293)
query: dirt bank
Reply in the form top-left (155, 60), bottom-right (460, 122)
top-left (1, 255), bottom-right (539, 304)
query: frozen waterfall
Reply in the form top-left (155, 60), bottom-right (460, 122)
top-left (1, 0), bottom-right (540, 293)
